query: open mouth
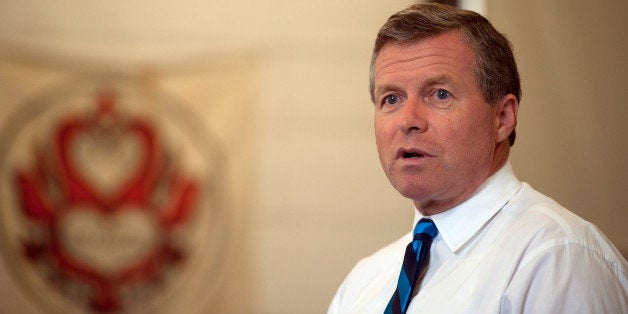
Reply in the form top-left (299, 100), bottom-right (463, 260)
top-left (398, 148), bottom-right (429, 159)
top-left (403, 152), bottom-right (424, 159)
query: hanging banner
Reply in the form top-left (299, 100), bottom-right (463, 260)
top-left (0, 59), bottom-right (258, 313)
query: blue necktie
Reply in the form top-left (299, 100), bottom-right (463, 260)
top-left (385, 218), bottom-right (438, 314)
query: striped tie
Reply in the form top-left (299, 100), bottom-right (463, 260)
top-left (384, 218), bottom-right (438, 314)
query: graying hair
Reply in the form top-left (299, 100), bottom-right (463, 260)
top-left (369, 3), bottom-right (520, 145)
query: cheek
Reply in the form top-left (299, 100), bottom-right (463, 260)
top-left (374, 117), bottom-right (397, 172)
top-left (374, 131), bottom-right (391, 167)
top-left (374, 119), bottom-right (386, 159)
top-left (442, 112), bottom-right (495, 159)
top-left (374, 117), bottom-right (390, 147)
top-left (463, 119), bottom-right (496, 158)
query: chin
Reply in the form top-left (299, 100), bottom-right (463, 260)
top-left (394, 182), bottom-right (431, 201)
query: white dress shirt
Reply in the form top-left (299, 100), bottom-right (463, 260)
top-left (329, 162), bottom-right (628, 313)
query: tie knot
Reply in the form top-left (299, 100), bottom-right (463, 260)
top-left (413, 218), bottom-right (438, 240)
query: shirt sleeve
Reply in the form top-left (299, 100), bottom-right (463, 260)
top-left (501, 240), bottom-right (628, 314)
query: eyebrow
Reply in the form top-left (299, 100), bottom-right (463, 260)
top-left (373, 84), bottom-right (400, 98)
top-left (424, 74), bottom-right (453, 86)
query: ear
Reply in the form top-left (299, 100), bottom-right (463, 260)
top-left (494, 94), bottom-right (519, 143)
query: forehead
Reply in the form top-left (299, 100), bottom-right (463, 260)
top-left (373, 31), bottom-right (477, 88)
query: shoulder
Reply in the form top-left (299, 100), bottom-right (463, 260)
top-left (500, 183), bottom-right (628, 311)
top-left (506, 183), bottom-right (605, 242)
top-left (485, 183), bottom-right (628, 312)
top-left (328, 233), bottom-right (409, 314)
top-left (506, 183), bottom-right (624, 266)
top-left (340, 233), bottom-right (408, 291)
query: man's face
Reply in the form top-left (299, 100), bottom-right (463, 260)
top-left (373, 31), bottom-right (503, 215)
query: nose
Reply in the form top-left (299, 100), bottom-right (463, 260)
top-left (398, 98), bottom-right (427, 134)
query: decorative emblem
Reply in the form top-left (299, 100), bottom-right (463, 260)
top-left (0, 78), bottom-right (228, 313)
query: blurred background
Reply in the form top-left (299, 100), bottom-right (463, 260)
top-left (0, 0), bottom-right (626, 313)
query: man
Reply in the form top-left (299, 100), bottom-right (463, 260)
top-left (329, 3), bottom-right (627, 313)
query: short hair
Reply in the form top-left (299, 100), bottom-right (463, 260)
top-left (370, 3), bottom-right (520, 145)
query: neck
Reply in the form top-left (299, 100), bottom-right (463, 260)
top-left (490, 141), bottom-right (510, 176)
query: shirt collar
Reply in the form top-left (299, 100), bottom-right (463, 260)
top-left (413, 161), bottom-right (522, 253)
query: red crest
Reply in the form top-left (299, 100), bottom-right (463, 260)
top-left (0, 78), bottom-right (229, 313)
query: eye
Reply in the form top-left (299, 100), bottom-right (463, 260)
top-left (383, 94), bottom-right (401, 106)
top-left (434, 89), bottom-right (450, 100)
